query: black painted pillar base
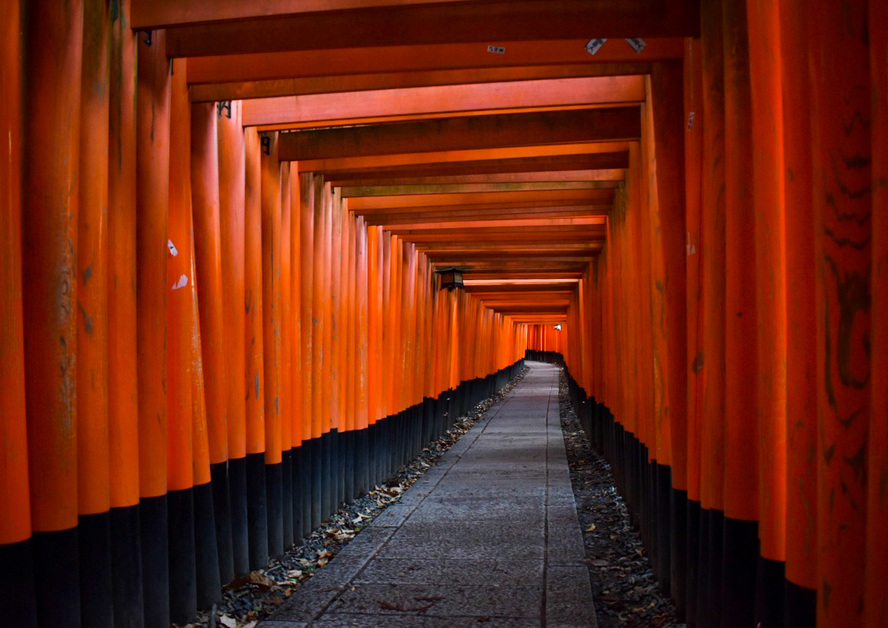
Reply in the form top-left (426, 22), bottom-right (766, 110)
top-left (755, 555), bottom-right (786, 628)
top-left (670, 489), bottom-right (689, 621)
top-left (110, 504), bottom-right (144, 628)
top-left (721, 517), bottom-right (758, 628)
top-left (686, 499), bottom-right (701, 628)
top-left (266, 462), bottom-right (284, 557)
top-left (228, 456), bottom-right (250, 577)
top-left (291, 446), bottom-right (305, 545)
top-left (309, 437), bottom-right (322, 530)
top-left (194, 481), bottom-right (222, 608)
top-left (167, 488), bottom-right (197, 627)
top-left (33, 527), bottom-right (80, 628)
top-left (282, 450), bottom-right (294, 548)
top-left (210, 461), bottom-right (234, 584)
top-left (784, 579), bottom-right (816, 628)
top-left (140, 494), bottom-right (169, 628)
top-left (246, 452), bottom-right (268, 570)
top-left (0, 538), bottom-right (38, 628)
top-left (300, 442), bottom-right (312, 538)
top-left (80, 511), bottom-right (114, 627)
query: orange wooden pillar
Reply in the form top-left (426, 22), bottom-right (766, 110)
top-left (332, 185), bottom-right (344, 497)
top-left (135, 26), bottom-right (172, 628)
top-left (380, 232), bottom-right (394, 473)
top-left (191, 101), bottom-right (234, 585)
top-left (366, 224), bottom-right (382, 486)
top-left (746, 0), bottom-right (788, 623)
top-left (167, 60), bottom-right (199, 624)
top-left (279, 161), bottom-right (294, 547)
top-left (355, 216), bottom-right (371, 496)
top-left (319, 180), bottom-right (335, 516)
top-left (260, 132), bottom-right (284, 556)
top-left (778, 0), bottom-right (817, 622)
top-left (684, 51), bottom-right (706, 605)
top-left (288, 169), bottom-right (308, 538)
top-left (698, 1), bottom-right (727, 623)
top-left (721, 1), bottom-right (760, 623)
top-left (0, 0), bottom-right (36, 622)
top-left (107, 0), bottom-right (143, 622)
top-left (243, 127), bottom-right (268, 569)
top-left (77, 1), bottom-right (113, 625)
top-left (809, 1), bottom-right (872, 626)
top-left (346, 211), bottom-right (360, 498)
top-left (217, 100), bottom-right (250, 576)
top-left (299, 173), bottom-right (317, 531)
top-left (864, 3), bottom-right (888, 624)
top-left (648, 60), bottom-right (687, 609)
top-left (310, 174), bottom-right (327, 522)
top-left (21, 0), bottom-right (83, 623)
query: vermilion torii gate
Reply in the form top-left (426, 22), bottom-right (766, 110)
top-left (0, 1), bottom-right (885, 627)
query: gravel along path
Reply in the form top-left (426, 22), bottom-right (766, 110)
top-left (559, 370), bottom-right (685, 628)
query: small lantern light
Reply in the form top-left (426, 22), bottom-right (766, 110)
top-left (555, 323), bottom-right (562, 331)
top-left (435, 267), bottom-right (466, 291)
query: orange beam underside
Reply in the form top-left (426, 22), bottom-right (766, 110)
top-left (332, 170), bottom-right (626, 187)
top-left (348, 188), bottom-right (613, 210)
top-left (164, 3), bottom-right (699, 57)
top-left (296, 142), bottom-right (632, 172)
top-left (242, 76), bottom-right (644, 127)
top-left (189, 64), bottom-right (656, 102)
top-left (279, 108), bottom-right (640, 161)
top-left (186, 41), bottom-right (679, 85)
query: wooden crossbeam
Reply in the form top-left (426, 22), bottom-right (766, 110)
top-left (189, 64), bottom-right (655, 102)
top-left (184, 42), bottom-right (675, 85)
top-left (323, 152), bottom-right (629, 180)
top-left (241, 76), bottom-right (644, 127)
top-left (331, 170), bottom-right (626, 188)
top-left (347, 188), bottom-right (614, 211)
top-left (278, 108), bottom-right (640, 160)
top-left (162, 1), bottom-right (699, 57)
top-left (296, 141), bottom-right (631, 173)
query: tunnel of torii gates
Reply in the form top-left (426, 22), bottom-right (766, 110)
top-left (0, 0), bottom-right (886, 627)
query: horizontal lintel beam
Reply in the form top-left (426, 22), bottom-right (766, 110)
top-left (279, 107), bottom-right (640, 161)
top-left (164, 2), bottom-right (699, 57)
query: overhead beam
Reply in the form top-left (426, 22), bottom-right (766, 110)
top-left (465, 283), bottom-right (581, 293)
top-left (242, 76), bottom-right (644, 127)
top-left (355, 200), bottom-right (613, 220)
top-left (133, 0), bottom-right (476, 28)
top-left (185, 41), bottom-right (682, 88)
top-left (279, 107), bottom-right (640, 161)
top-left (331, 170), bottom-right (626, 187)
top-left (296, 141), bottom-right (632, 173)
top-left (347, 188), bottom-right (614, 210)
top-left (341, 182), bottom-right (614, 197)
top-left (323, 152), bottom-right (629, 180)
top-left (367, 207), bottom-right (611, 225)
top-left (190, 64), bottom-right (655, 102)
top-left (384, 216), bottom-right (606, 231)
top-left (164, 1), bottom-right (700, 57)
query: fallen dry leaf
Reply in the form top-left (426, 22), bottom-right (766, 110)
top-left (219, 616), bottom-right (237, 628)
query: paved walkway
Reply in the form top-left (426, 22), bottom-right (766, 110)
top-left (261, 362), bottom-right (596, 627)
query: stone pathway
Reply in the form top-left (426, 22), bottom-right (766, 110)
top-left (261, 361), bottom-right (596, 627)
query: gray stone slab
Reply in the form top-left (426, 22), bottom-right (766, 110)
top-left (312, 614), bottom-right (540, 627)
top-left (546, 564), bottom-right (597, 627)
top-left (325, 582), bottom-right (542, 619)
top-left (354, 558), bottom-right (542, 587)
